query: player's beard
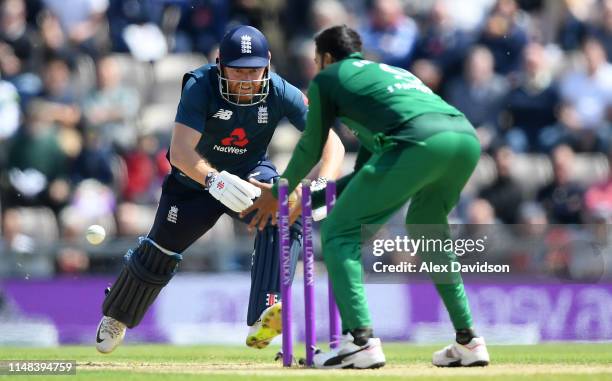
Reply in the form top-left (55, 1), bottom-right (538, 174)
top-left (228, 81), bottom-right (263, 103)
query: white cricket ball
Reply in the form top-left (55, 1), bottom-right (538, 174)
top-left (86, 225), bottom-right (106, 245)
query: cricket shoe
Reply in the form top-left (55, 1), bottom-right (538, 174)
top-left (246, 302), bottom-right (282, 349)
top-left (432, 337), bottom-right (490, 367)
top-left (96, 316), bottom-right (126, 354)
top-left (313, 333), bottom-right (386, 369)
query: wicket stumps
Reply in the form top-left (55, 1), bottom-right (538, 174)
top-left (278, 179), bottom-right (293, 367)
top-left (278, 178), bottom-right (342, 367)
top-left (301, 180), bottom-right (316, 366)
top-left (326, 181), bottom-right (341, 349)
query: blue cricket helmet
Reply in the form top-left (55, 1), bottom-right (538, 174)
top-left (218, 25), bottom-right (271, 106)
top-left (219, 25), bottom-right (270, 67)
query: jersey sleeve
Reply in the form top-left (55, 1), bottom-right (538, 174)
top-left (281, 79), bottom-right (308, 131)
top-left (273, 76), bottom-right (336, 195)
top-left (174, 75), bottom-right (208, 132)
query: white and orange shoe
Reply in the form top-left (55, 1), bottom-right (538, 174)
top-left (432, 337), bottom-right (490, 367)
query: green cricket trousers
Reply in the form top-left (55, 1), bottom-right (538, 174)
top-left (321, 113), bottom-right (481, 332)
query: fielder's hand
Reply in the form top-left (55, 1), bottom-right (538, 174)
top-left (241, 178), bottom-right (277, 231)
top-left (208, 170), bottom-right (261, 213)
top-left (289, 177), bottom-right (327, 224)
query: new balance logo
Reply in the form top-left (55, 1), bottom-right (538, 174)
top-left (257, 106), bottom-right (268, 124)
top-left (167, 206), bottom-right (178, 223)
top-left (212, 109), bottom-right (233, 120)
top-left (241, 35), bottom-right (252, 54)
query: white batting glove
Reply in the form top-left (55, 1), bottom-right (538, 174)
top-left (207, 170), bottom-right (262, 212)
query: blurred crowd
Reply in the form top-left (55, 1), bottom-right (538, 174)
top-left (1, 0), bottom-right (612, 277)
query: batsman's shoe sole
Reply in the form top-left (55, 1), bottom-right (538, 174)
top-left (246, 302), bottom-right (282, 349)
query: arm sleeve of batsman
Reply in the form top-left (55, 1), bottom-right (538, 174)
top-left (175, 75), bottom-right (208, 132)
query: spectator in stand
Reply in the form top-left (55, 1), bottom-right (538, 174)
top-left (106, 0), bottom-right (164, 53)
top-left (479, 143), bottom-right (524, 224)
top-left (69, 136), bottom-right (113, 186)
top-left (584, 146), bottom-right (612, 219)
top-left (557, 0), bottom-right (594, 52)
top-left (114, 132), bottom-right (169, 236)
top-left (310, 0), bottom-right (352, 33)
top-left (42, 0), bottom-right (109, 56)
top-left (558, 37), bottom-right (612, 151)
top-left (0, 73), bottom-right (20, 143)
top-left (359, 0), bottom-right (419, 68)
top-left (589, 0), bottom-right (612, 61)
top-left (540, 102), bottom-right (609, 153)
top-left (1, 101), bottom-right (70, 213)
top-left (413, 0), bottom-right (473, 85)
top-left (282, 0), bottom-right (351, 89)
top-left (536, 144), bottom-right (584, 224)
top-left (477, 0), bottom-right (528, 75)
top-left (82, 54), bottom-right (139, 152)
top-left (0, 42), bottom-right (41, 108)
top-left (0, 0), bottom-right (40, 71)
top-left (120, 133), bottom-right (168, 204)
top-left (445, 45), bottom-right (508, 148)
top-left (38, 10), bottom-right (74, 62)
top-left (504, 42), bottom-right (561, 152)
top-left (171, 0), bottom-right (228, 55)
top-left (410, 58), bottom-right (442, 94)
top-left (439, 0), bottom-right (497, 33)
top-left (466, 198), bottom-right (499, 224)
top-left (34, 56), bottom-right (81, 129)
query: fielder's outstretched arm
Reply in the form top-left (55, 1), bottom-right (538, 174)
top-left (274, 78), bottom-right (336, 196)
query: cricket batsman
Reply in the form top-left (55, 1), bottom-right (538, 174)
top-left (245, 25), bottom-right (490, 369)
top-left (95, 25), bottom-right (344, 353)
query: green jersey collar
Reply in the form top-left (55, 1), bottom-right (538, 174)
top-left (345, 52), bottom-right (364, 60)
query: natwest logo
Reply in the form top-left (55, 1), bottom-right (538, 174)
top-left (221, 128), bottom-right (249, 147)
top-left (213, 128), bottom-right (249, 155)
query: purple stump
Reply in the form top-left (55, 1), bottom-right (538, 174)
top-left (278, 179), bottom-right (292, 367)
top-left (301, 180), bottom-right (316, 366)
top-left (326, 181), bottom-right (341, 348)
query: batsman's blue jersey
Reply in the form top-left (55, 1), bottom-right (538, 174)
top-left (173, 64), bottom-right (307, 189)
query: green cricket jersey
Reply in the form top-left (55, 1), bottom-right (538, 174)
top-left (274, 52), bottom-right (473, 195)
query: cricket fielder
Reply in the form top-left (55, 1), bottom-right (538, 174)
top-left (245, 25), bottom-right (490, 369)
top-left (95, 25), bottom-right (344, 353)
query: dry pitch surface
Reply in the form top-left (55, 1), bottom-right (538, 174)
top-left (1, 343), bottom-right (611, 380)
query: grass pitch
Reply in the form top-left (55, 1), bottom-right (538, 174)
top-left (1, 343), bottom-right (611, 380)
